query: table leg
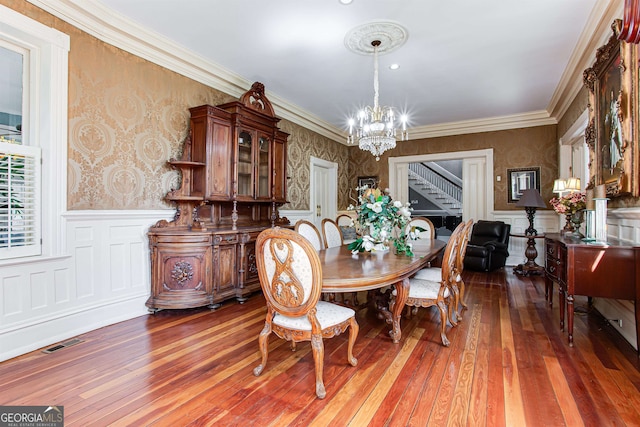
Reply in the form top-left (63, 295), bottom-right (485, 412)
top-left (567, 294), bottom-right (574, 347)
top-left (545, 275), bottom-right (553, 308)
top-left (559, 286), bottom-right (565, 331)
top-left (389, 278), bottom-right (409, 344)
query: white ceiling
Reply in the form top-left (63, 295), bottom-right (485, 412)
top-left (83, 0), bottom-right (608, 140)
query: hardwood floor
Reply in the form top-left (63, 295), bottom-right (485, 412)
top-left (1, 270), bottom-right (639, 426)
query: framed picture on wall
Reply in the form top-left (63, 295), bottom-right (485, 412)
top-left (583, 19), bottom-right (638, 197)
top-left (507, 167), bottom-right (540, 203)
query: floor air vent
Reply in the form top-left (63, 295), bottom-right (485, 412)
top-left (42, 338), bottom-right (83, 354)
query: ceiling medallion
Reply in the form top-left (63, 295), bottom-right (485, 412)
top-left (344, 21), bottom-right (408, 55)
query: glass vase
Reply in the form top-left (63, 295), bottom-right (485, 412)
top-left (567, 209), bottom-right (584, 238)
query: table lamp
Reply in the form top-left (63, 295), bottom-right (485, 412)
top-left (516, 189), bottom-right (547, 235)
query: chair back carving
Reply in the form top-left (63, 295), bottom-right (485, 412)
top-left (294, 220), bottom-right (324, 251)
top-left (406, 216), bottom-right (435, 240)
top-left (456, 220), bottom-right (474, 273)
top-left (256, 227), bottom-right (322, 319)
top-left (441, 222), bottom-right (464, 284)
top-left (321, 218), bottom-right (343, 248)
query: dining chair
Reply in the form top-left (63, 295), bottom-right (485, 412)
top-left (321, 218), bottom-right (343, 248)
top-left (336, 214), bottom-right (357, 243)
top-left (405, 221), bottom-right (464, 347)
top-left (253, 227), bottom-right (358, 399)
top-left (405, 216), bottom-right (435, 241)
top-left (412, 220), bottom-right (473, 321)
top-left (336, 214), bottom-right (353, 227)
top-left (294, 220), bottom-right (324, 251)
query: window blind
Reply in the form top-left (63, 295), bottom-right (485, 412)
top-left (0, 141), bottom-right (41, 259)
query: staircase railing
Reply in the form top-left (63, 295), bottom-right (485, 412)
top-left (408, 163), bottom-right (462, 211)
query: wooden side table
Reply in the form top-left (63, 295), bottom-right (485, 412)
top-left (511, 233), bottom-right (545, 276)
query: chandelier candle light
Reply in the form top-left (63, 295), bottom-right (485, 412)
top-left (347, 38), bottom-right (408, 160)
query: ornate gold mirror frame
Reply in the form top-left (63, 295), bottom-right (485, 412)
top-left (583, 19), bottom-right (639, 198)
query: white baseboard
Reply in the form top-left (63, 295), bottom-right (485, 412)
top-left (0, 209), bottom-right (172, 362)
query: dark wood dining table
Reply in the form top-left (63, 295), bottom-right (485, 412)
top-left (317, 239), bottom-right (446, 343)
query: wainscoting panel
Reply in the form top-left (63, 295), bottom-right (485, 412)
top-left (493, 210), bottom-right (559, 266)
top-left (278, 210), bottom-right (314, 226)
top-left (592, 208), bottom-right (640, 350)
top-left (0, 210), bottom-right (173, 362)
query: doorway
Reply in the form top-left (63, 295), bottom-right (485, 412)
top-left (310, 156), bottom-right (338, 229)
top-left (388, 148), bottom-right (494, 222)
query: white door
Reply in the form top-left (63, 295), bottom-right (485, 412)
top-left (310, 156), bottom-right (338, 229)
top-left (462, 156), bottom-right (486, 221)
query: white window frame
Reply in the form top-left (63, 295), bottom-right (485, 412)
top-left (0, 5), bottom-right (69, 262)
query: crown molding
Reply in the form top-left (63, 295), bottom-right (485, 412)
top-left (548, 0), bottom-right (623, 121)
top-left (25, 0), bottom-right (611, 145)
top-left (408, 110), bottom-right (556, 140)
top-left (26, 0), bottom-right (344, 142)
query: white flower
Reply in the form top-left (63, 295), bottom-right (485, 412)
top-left (393, 200), bottom-right (403, 208)
top-left (400, 207), bottom-right (411, 217)
top-left (363, 239), bottom-right (375, 251)
top-left (371, 202), bottom-right (383, 213)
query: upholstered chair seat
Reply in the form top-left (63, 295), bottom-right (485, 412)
top-left (273, 300), bottom-right (355, 330)
top-left (408, 278), bottom-right (451, 299)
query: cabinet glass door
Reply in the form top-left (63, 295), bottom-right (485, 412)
top-left (257, 136), bottom-right (270, 198)
top-left (237, 131), bottom-right (253, 197)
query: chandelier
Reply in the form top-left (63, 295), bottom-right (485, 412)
top-left (347, 39), bottom-right (408, 161)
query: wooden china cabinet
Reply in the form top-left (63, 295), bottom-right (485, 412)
top-left (146, 83), bottom-right (289, 311)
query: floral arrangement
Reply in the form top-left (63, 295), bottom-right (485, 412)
top-left (347, 186), bottom-right (419, 256)
top-left (549, 192), bottom-right (586, 215)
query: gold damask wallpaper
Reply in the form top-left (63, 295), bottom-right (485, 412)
top-left (278, 121), bottom-right (350, 211)
top-left (4, 0), bottom-right (348, 211)
top-left (7, 0), bottom-right (637, 213)
top-left (67, 36), bottom-right (236, 209)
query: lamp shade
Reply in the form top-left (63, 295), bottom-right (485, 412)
top-left (552, 179), bottom-right (566, 194)
top-left (565, 177), bottom-right (581, 192)
top-left (516, 188), bottom-right (546, 208)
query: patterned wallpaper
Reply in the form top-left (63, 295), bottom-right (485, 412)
top-left (6, 0), bottom-right (341, 211)
top-left (6, 0), bottom-right (638, 212)
top-left (278, 121), bottom-right (350, 211)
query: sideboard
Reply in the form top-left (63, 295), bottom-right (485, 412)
top-left (544, 233), bottom-right (640, 351)
top-left (146, 83), bottom-right (289, 311)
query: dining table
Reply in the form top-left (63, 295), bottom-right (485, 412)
top-left (317, 239), bottom-right (446, 343)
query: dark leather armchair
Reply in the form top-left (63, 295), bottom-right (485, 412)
top-left (463, 220), bottom-right (510, 272)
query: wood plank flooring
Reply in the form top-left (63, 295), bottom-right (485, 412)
top-left (1, 269), bottom-right (639, 426)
